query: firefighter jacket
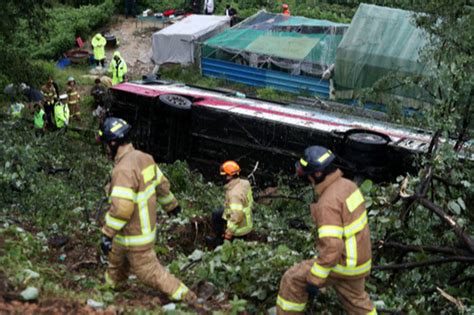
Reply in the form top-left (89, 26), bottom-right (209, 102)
top-left (66, 85), bottom-right (80, 106)
top-left (92, 33), bottom-right (107, 61)
top-left (307, 169), bottom-right (372, 287)
top-left (109, 52), bottom-right (127, 85)
top-left (223, 178), bottom-right (253, 236)
top-left (41, 84), bottom-right (57, 105)
top-left (102, 144), bottom-right (179, 251)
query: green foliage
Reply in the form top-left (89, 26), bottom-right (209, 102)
top-left (0, 0), bottom-right (115, 89)
top-left (0, 119), bottom-right (110, 230)
top-left (170, 240), bottom-right (303, 313)
top-left (33, 1), bottom-right (116, 59)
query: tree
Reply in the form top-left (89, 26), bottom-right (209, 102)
top-left (0, 0), bottom-right (47, 88)
top-left (369, 1), bottom-right (473, 312)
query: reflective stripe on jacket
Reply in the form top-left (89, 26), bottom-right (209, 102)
top-left (223, 178), bottom-right (253, 236)
top-left (54, 102), bottom-right (69, 128)
top-left (67, 86), bottom-right (80, 105)
top-left (102, 144), bottom-right (178, 251)
top-left (34, 109), bottom-right (45, 128)
top-left (307, 169), bottom-right (372, 287)
top-left (92, 34), bottom-right (106, 60)
top-left (109, 56), bottom-right (127, 85)
top-left (41, 85), bottom-right (56, 104)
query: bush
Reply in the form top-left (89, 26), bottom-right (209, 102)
top-left (34, 0), bottom-right (116, 59)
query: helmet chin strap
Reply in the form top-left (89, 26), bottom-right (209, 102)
top-left (108, 142), bottom-right (120, 160)
top-left (307, 173), bottom-right (326, 186)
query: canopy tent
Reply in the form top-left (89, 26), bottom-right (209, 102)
top-left (152, 15), bottom-right (229, 66)
top-left (334, 4), bottom-right (430, 107)
top-left (202, 11), bottom-right (348, 77)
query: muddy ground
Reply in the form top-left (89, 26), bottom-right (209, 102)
top-left (100, 16), bottom-right (162, 78)
top-left (0, 214), bottom-right (253, 314)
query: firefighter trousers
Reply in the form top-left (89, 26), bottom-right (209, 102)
top-left (277, 259), bottom-right (376, 315)
top-left (106, 246), bottom-right (196, 303)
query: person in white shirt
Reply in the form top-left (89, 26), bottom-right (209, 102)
top-left (204, 0), bottom-right (214, 14)
top-left (225, 4), bottom-right (237, 26)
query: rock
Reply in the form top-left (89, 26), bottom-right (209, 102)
top-left (20, 287), bottom-right (38, 301)
top-left (195, 280), bottom-right (215, 300)
top-left (267, 306), bottom-right (277, 315)
top-left (23, 269), bottom-right (40, 279)
top-left (188, 249), bottom-right (204, 261)
top-left (162, 303), bottom-right (176, 311)
top-left (87, 298), bottom-right (104, 309)
top-left (48, 236), bottom-right (70, 248)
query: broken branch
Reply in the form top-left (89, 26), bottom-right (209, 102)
top-left (419, 198), bottom-right (474, 253)
top-left (373, 256), bottom-right (474, 271)
top-left (378, 241), bottom-right (473, 257)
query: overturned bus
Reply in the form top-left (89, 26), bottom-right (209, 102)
top-left (107, 79), bottom-right (462, 184)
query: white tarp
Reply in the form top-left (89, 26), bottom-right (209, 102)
top-left (152, 15), bottom-right (230, 65)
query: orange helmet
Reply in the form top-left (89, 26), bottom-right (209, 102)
top-left (282, 3), bottom-right (289, 9)
top-left (220, 160), bottom-right (241, 176)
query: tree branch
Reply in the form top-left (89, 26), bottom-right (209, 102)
top-left (378, 241), bottom-right (473, 257)
top-left (432, 175), bottom-right (463, 189)
top-left (419, 198), bottom-right (474, 253)
top-left (373, 256), bottom-right (474, 271)
top-left (406, 276), bottom-right (474, 296)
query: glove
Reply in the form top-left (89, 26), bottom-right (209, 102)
top-left (224, 230), bottom-right (233, 240)
top-left (100, 234), bottom-right (113, 256)
top-left (168, 205), bottom-right (182, 217)
top-left (306, 283), bottom-right (319, 300)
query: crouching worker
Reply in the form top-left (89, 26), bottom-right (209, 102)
top-left (276, 146), bottom-right (377, 315)
top-left (98, 117), bottom-right (198, 306)
top-left (33, 103), bottom-right (46, 136)
top-left (207, 161), bottom-right (254, 245)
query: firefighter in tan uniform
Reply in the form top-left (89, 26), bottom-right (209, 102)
top-left (207, 161), bottom-right (254, 245)
top-left (66, 76), bottom-right (81, 120)
top-left (98, 117), bottom-right (198, 306)
top-left (276, 146), bottom-right (377, 315)
top-left (41, 76), bottom-right (58, 128)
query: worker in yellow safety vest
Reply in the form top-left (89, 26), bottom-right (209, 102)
top-left (33, 103), bottom-right (46, 136)
top-left (206, 160), bottom-right (254, 246)
top-left (54, 94), bottom-right (70, 129)
top-left (276, 146), bottom-right (377, 315)
top-left (108, 51), bottom-right (127, 85)
top-left (92, 33), bottom-right (107, 67)
top-left (98, 117), bottom-right (201, 308)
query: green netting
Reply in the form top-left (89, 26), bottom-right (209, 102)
top-left (334, 4), bottom-right (430, 106)
top-left (202, 11), bottom-right (348, 76)
top-left (246, 35), bottom-right (320, 60)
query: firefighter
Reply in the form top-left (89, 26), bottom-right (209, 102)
top-left (282, 4), bottom-right (290, 16)
top-left (98, 117), bottom-right (198, 306)
top-left (41, 76), bottom-right (58, 128)
top-left (108, 51), bottom-right (127, 85)
top-left (207, 161), bottom-right (254, 245)
top-left (66, 76), bottom-right (81, 120)
top-left (276, 146), bottom-right (377, 315)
